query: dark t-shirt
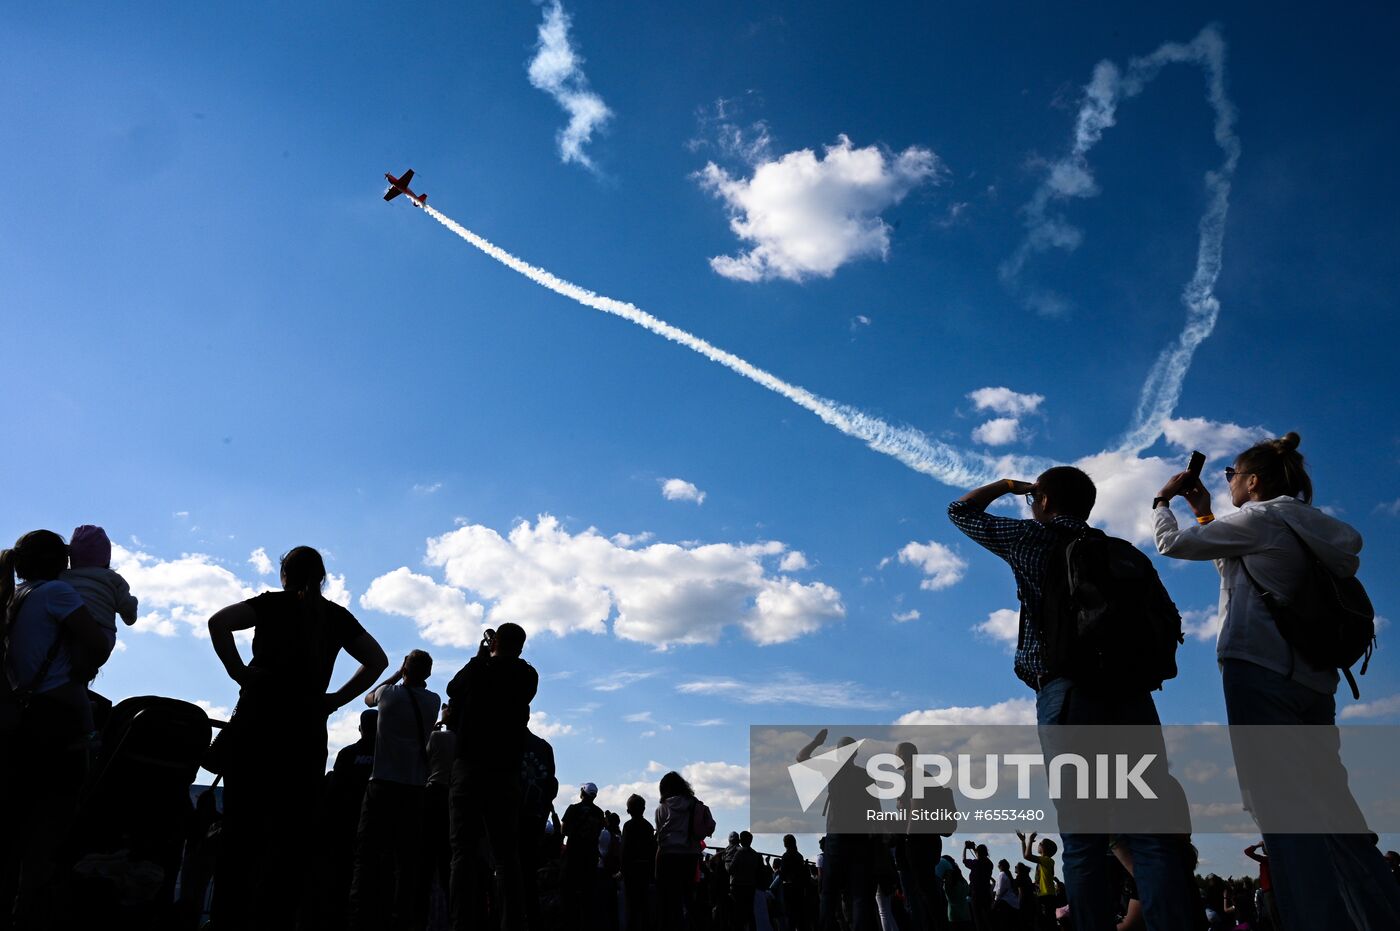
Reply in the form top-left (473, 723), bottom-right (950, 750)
top-left (447, 653), bottom-right (539, 768)
top-left (246, 592), bottom-right (367, 697)
top-left (622, 816), bottom-right (656, 868)
top-left (780, 849), bottom-right (807, 884)
top-left (966, 857), bottom-right (993, 901)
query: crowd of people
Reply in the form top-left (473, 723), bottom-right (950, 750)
top-left (1, 432), bottom-right (1399, 930)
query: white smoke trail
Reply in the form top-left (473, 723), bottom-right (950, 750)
top-left (1003, 25), bottom-right (1239, 454)
top-left (420, 203), bottom-right (1038, 487)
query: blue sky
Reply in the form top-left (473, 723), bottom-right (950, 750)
top-left (5, 1), bottom-right (1400, 874)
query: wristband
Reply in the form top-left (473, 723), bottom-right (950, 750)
top-left (1196, 514), bottom-right (1215, 525)
top-left (1005, 479), bottom-right (1016, 491)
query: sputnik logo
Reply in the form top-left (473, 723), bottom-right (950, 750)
top-left (787, 739), bottom-right (867, 812)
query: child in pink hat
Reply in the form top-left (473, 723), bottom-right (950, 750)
top-left (61, 524), bottom-right (138, 680)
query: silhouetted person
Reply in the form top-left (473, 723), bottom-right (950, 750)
top-left (622, 794), bottom-right (657, 931)
top-left (962, 844), bottom-right (993, 931)
top-left (778, 836), bottom-right (811, 931)
top-left (1156, 431), bottom-right (1400, 930)
top-left (0, 530), bottom-right (107, 930)
top-left (725, 832), bottom-right (760, 931)
top-left (893, 742), bottom-right (949, 931)
top-left (950, 468), bottom-right (1194, 931)
top-left (563, 784), bottom-right (607, 931)
top-left (349, 650), bottom-right (441, 931)
top-left (60, 524), bottom-right (135, 681)
top-left (519, 728), bottom-right (558, 931)
top-left (654, 771), bottom-right (716, 931)
top-left (421, 702), bottom-right (457, 919)
top-left (446, 623), bottom-right (538, 931)
top-left (318, 709), bottom-right (379, 927)
top-left (796, 730), bottom-right (878, 931)
top-left (207, 545), bottom-right (388, 930)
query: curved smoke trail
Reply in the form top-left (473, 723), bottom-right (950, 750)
top-left (1003, 25), bottom-right (1239, 455)
top-left (420, 203), bottom-right (1037, 488)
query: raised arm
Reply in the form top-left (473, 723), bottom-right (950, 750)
top-left (1153, 506), bottom-right (1264, 561)
top-left (366, 664), bottom-right (404, 707)
top-left (948, 480), bottom-right (1036, 558)
top-left (327, 630), bottom-right (389, 714)
top-left (796, 728), bottom-right (829, 763)
top-left (208, 601), bottom-right (258, 686)
top-left (115, 574), bottom-right (139, 626)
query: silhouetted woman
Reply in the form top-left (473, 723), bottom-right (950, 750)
top-left (0, 530), bottom-right (107, 929)
top-left (1155, 432), bottom-right (1400, 930)
top-left (654, 770), bottom-right (716, 931)
top-left (207, 545), bottom-right (386, 929)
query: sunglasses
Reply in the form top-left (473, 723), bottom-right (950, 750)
top-left (1223, 468), bottom-right (1254, 481)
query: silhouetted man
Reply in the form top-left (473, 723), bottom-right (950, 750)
top-left (562, 783), bottom-right (607, 931)
top-left (447, 623), bottom-right (538, 931)
top-left (349, 650), bottom-right (441, 930)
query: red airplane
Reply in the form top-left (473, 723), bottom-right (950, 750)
top-left (383, 168), bottom-right (427, 206)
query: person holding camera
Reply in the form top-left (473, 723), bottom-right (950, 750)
top-left (1154, 432), bottom-right (1400, 930)
top-left (445, 623), bottom-right (538, 931)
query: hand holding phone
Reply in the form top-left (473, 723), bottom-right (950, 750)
top-left (1187, 450), bottom-right (1206, 479)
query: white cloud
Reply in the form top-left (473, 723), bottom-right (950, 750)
top-left (661, 478), bottom-right (707, 505)
top-left (1073, 450), bottom-right (1180, 545)
top-left (688, 718), bottom-right (726, 727)
top-left (363, 516), bottom-right (843, 650)
top-left (896, 697), bottom-right (1036, 726)
top-left (967, 387), bottom-right (1044, 417)
top-left (112, 545), bottom-right (259, 638)
top-left (527, 0), bottom-right (612, 170)
top-left (562, 759), bottom-right (749, 812)
top-left (895, 541), bottom-right (968, 591)
top-left (892, 609), bottom-right (921, 623)
top-left (1373, 499), bottom-right (1400, 518)
top-left (193, 699), bottom-right (232, 722)
top-left (779, 551), bottom-right (809, 572)
top-left (611, 531), bottom-right (654, 548)
top-left (677, 672), bottom-right (891, 710)
top-left (972, 418), bottom-right (1021, 446)
top-left (1181, 606), bottom-right (1223, 642)
top-left (973, 607), bottom-right (1020, 649)
top-left (1162, 417), bottom-right (1269, 462)
top-left (360, 567), bottom-right (487, 649)
top-left (327, 708), bottom-right (368, 761)
top-left (412, 482), bottom-right (443, 495)
top-left (248, 547), bottom-right (274, 576)
top-left (1340, 694), bottom-right (1400, 720)
top-left (530, 710), bottom-right (575, 738)
top-left (592, 670), bottom-right (659, 692)
top-left (623, 711), bottom-right (654, 724)
top-left (696, 135), bottom-right (941, 283)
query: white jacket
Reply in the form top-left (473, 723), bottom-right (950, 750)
top-left (1153, 496), bottom-right (1362, 695)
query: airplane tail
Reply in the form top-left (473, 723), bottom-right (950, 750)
top-left (419, 193), bottom-right (428, 205)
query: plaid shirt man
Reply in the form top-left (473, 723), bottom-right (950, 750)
top-left (947, 499), bottom-right (1088, 690)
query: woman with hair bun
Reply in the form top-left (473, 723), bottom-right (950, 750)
top-left (207, 545), bottom-right (388, 929)
top-left (1152, 432), bottom-right (1400, 929)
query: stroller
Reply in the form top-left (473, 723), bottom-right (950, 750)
top-left (61, 695), bottom-right (213, 930)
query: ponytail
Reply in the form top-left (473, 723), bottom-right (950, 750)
top-left (1237, 431), bottom-right (1313, 503)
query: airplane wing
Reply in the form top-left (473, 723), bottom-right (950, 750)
top-left (398, 169), bottom-right (414, 186)
top-left (383, 186), bottom-right (401, 201)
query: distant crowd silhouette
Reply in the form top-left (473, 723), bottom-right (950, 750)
top-left (2, 433), bottom-right (1400, 931)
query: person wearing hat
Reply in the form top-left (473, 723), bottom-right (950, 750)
top-left (60, 524), bottom-right (137, 682)
top-left (563, 783), bottom-right (608, 931)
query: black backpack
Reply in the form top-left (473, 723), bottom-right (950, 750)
top-left (1037, 527), bottom-right (1184, 691)
top-left (1237, 520), bottom-right (1376, 700)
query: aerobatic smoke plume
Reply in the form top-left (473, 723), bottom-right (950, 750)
top-left (1004, 25), bottom-right (1239, 454)
top-left (420, 203), bottom-right (1036, 488)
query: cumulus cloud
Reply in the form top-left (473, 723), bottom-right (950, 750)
top-left (892, 609), bottom-right (921, 623)
top-left (896, 697), bottom-right (1036, 725)
top-left (360, 567), bottom-right (487, 648)
top-left (1162, 417), bottom-right (1269, 461)
top-left (1340, 694), bottom-right (1400, 720)
top-left (1181, 606), bottom-right (1223, 642)
top-left (526, 0), bottom-right (612, 170)
top-left (248, 547), bottom-right (274, 576)
top-left (696, 135), bottom-right (941, 282)
top-left (973, 608), bottom-right (1020, 649)
top-left (563, 759), bottom-right (749, 812)
top-left (193, 699), bottom-right (232, 722)
top-left (972, 418), bottom-right (1021, 446)
top-left (113, 544), bottom-right (260, 637)
top-left (1073, 450), bottom-right (1179, 545)
top-left (895, 541), bottom-right (968, 591)
top-left (967, 387), bottom-right (1045, 417)
top-left (661, 478), bottom-right (707, 505)
top-left (677, 672), bottom-right (891, 710)
top-left (779, 551), bottom-right (809, 572)
top-left (530, 710), bottom-right (575, 738)
top-left (361, 516), bottom-right (842, 650)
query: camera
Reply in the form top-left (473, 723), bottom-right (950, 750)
top-left (478, 628), bottom-right (497, 656)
